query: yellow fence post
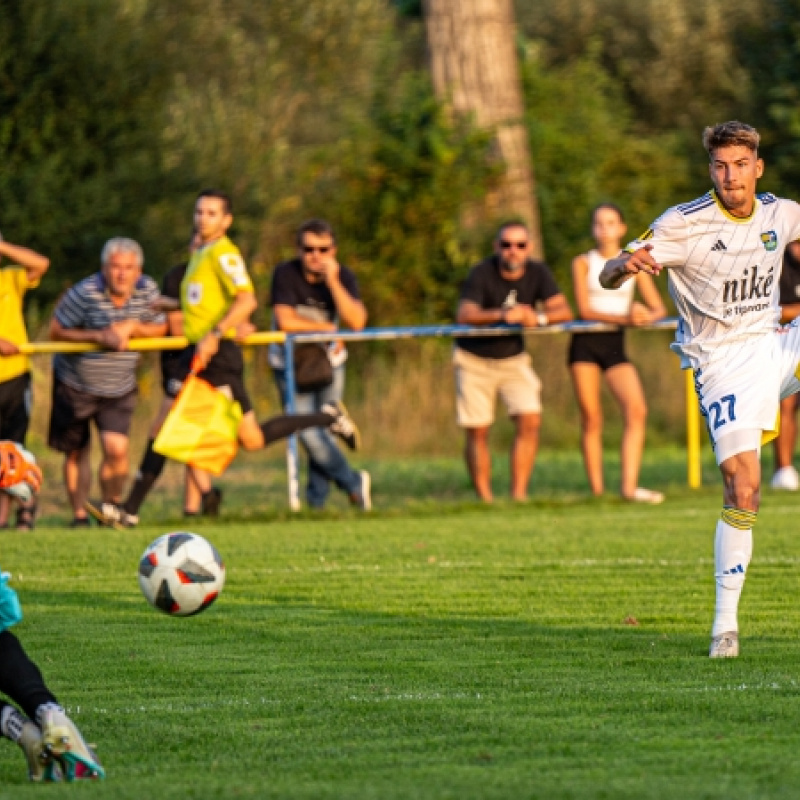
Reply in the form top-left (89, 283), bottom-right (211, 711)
top-left (685, 369), bottom-right (702, 488)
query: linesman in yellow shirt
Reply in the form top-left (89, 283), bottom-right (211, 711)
top-left (0, 234), bottom-right (49, 530)
top-left (95, 190), bottom-right (360, 527)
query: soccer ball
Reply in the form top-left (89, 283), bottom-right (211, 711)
top-left (137, 532), bottom-right (225, 616)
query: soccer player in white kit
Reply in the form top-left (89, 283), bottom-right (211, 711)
top-left (600, 121), bottom-right (800, 658)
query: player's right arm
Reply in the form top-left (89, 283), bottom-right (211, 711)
top-left (601, 207), bottom-right (688, 290)
top-left (600, 246), bottom-right (662, 290)
top-left (574, 253), bottom-right (630, 324)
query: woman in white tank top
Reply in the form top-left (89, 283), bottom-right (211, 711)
top-left (569, 204), bottom-right (667, 503)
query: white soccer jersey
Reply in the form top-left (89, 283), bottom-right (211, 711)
top-left (625, 190), bottom-right (800, 369)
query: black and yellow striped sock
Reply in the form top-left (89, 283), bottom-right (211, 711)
top-left (720, 506), bottom-right (757, 530)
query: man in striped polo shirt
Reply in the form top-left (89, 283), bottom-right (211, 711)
top-left (48, 238), bottom-right (167, 527)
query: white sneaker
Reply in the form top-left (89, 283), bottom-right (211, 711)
top-left (626, 487), bottom-right (665, 505)
top-left (351, 470), bottom-right (372, 511)
top-left (771, 466), bottom-right (800, 491)
top-left (709, 631), bottom-right (739, 659)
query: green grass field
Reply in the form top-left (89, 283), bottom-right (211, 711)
top-left (3, 448), bottom-right (800, 799)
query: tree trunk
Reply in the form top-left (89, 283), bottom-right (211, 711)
top-left (423, 0), bottom-right (543, 258)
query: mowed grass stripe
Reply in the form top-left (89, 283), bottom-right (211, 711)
top-left (0, 490), bottom-right (799, 798)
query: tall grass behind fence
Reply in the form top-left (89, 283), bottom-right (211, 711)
top-left (25, 327), bottom-right (687, 463)
top-left (344, 328), bottom-right (686, 456)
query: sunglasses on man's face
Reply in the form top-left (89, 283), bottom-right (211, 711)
top-left (303, 245), bottom-right (332, 254)
top-left (499, 240), bottom-right (528, 250)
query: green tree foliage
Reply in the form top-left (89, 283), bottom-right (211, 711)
top-left (3, 0), bottom-right (800, 328)
top-left (0, 1), bottom-right (173, 300)
top-left (521, 46), bottom-right (691, 283)
top-left (515, 0), bottom-right (762, 135)
top-left (300, 74), bottom-right (501, 324)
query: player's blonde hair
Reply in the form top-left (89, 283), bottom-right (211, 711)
top-left (702, 121), bottom-right (760, 157)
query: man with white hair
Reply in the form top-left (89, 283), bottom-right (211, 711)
top-left (48, 238), bottom-right (167, 526)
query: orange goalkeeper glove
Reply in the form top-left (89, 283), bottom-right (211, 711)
top-left (0, 442), bottom-right (42, 494)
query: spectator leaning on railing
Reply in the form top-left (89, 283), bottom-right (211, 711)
top-left (47, 237), bottom-right (168, 527)
top-left (569, 204), bottom-right (667, 504)
top-left (454, 221), bottom-right (572, 502)
top-left (269, 219), bottom-right (371, 510)
top-left (0, 233), bottom-right (50, 530)
top-left (93, 192), bottom-right (362, 530)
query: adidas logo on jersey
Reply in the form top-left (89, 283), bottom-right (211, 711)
top-left (711, 240), bottom-right (727, 252)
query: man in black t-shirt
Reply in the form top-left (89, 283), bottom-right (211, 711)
top-left (269, 219), bottom-right (370, 509)
top-left (455, 221), bottom-right (572, 501)
top-left (772, 240), bottom-right (800, 490)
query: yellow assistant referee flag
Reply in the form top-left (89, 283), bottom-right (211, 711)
top-left (154, 367), bottom-right (242, 476)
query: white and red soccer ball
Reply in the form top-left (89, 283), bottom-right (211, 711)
top-left (138, 532), bottom-right (225, 616)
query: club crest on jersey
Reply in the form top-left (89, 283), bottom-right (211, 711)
top-left (761, 230), bottom-right (778, 251)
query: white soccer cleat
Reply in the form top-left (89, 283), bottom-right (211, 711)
top-left (709, 631), bottom-right (739, 659)
top-left (771, 466), bottom-right (800, 491)
top-left (39, 709), bottom-right (105, 781)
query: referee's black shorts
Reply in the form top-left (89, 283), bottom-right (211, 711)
top-left (568, 331), bottom-right (629, 372)
top-left (161, 349), bottom-right (189, 400)
top-left (0, 372), bottom-right (32, 443)
top-left (169, 340), bottom-right (252, 415)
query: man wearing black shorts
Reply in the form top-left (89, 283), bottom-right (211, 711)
top-left (48, 237), bottom-right (168, 526)
top-left (0, 233), bottom-right (49, 529)
top-left (115, 235), bottom-right (255, 523)
top-left (114, 246), bottom-right (206, 522)
top-left (94, 191), bottom-right (361, 528)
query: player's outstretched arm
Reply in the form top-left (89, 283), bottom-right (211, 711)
top-left (600, 245), bottom-right (662, 290)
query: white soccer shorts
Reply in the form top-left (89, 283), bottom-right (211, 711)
top-left (693, 321), bottom-right (800, 464)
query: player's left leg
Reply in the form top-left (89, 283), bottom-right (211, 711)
top-left (238, 407), bottom-right (359, 452)
top-left (710, 443), bottom-right (761, 658)
top-left (0, 629), bottom-right (103, 780)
